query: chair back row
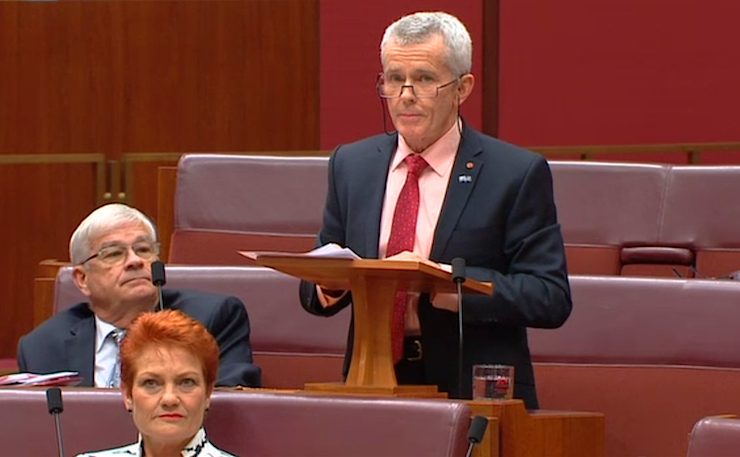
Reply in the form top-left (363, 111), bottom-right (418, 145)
top-left (552, 162), bottom-right (740, 276)
top-left (0, 388), bottom-right (471, 457)
top-left (51, 268), bottom-right (740, 455)
top-left (529, 275), bottom-right (740, 457)
top-left (168, 155), bottom-right (740, 276)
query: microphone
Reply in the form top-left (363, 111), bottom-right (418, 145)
top-left (465, 415), bottom-right (489, 457)
top-left (451, 257), bottom-right (467, 398)
top-left (46, 387), bottom-right (66, 457)
top-left (151, 260), bottom-right (166, 311)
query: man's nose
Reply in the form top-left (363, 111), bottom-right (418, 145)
top-left (123, 247), bottom-right (147, 268)
top-left (399, 85), bottom-right (418, 100)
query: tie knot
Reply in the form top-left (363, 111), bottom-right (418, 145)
top-left (405, 154), bottom-right (429, 177)
top-left (110, 329), bottom-right (126, 345)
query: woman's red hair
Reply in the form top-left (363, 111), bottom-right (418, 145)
top-left (120, 310), bottom-right (219, 393)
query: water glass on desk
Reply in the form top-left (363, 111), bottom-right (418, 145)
top-left (473, 364), bottom-right (514, 400)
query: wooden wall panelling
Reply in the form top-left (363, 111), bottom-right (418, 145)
top-left (122, 153), bottom-right (183, 227)
top-left (0, 0), bottom-right (320, 360)
top-left (0, 155), bottom-right (105, 359)
top-left (0, 1), bottom-right (320, 157)
top-left (157, 166), bottom-right (179, 262)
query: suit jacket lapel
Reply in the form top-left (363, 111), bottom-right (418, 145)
top-left (65, 316), bottom-right (96, 386)
top-left (363, 134), bottom-right (397, 258)
top-left (431, 126), bottom-right (484, 260)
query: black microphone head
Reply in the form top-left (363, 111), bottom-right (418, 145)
top-left (468, 415), bottom-right (488, 444)
top-left (151, 261), bottom-right (166, 286)
top-left (46, 387), bottom-right (64, 415)
top-left (451, 257), bottom-right (466, 283)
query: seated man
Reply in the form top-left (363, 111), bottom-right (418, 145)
top-left (17, 203), bottom-right (260, 388)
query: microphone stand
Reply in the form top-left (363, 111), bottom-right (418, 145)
top-left (46, 387), bottom-right (65, 457)
top-left (451, 258), bottom-right (467, 398)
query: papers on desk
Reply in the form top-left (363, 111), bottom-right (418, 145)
top-left (239, 243), bottom-right (361, 261)
top-left (0, 371), bottom-right (83, 387)
top-left (239, 243), bottom-right (453, 272)
top-left (303, 243), bottom-right (361, 259)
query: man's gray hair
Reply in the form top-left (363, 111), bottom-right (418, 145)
top-left (380, 11), bottom-right (473, 77)
top-left (70, 203), bottom-right (157, 266)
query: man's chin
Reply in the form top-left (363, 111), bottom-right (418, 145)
top-left (122, 285), bottom-right (158, 304)
top-left (397, 126), bottom-right (420, 139)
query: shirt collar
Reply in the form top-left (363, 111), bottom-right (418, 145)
top-left (138, 427), bottom-right (209, 456)
top-left (94, 314), bottom-right (120, 354)
top-left (393, 118), bottom-right (461, 176)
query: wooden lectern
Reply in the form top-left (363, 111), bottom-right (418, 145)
top-left (254, 253), bottom-right (493, 397)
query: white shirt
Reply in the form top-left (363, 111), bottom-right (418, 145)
top-left (93, 315), bottom-right (122, 388)
top-left (76, 428), bottom-right (234, 457)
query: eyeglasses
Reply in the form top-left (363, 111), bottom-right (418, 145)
top-left (377, 73), bottom-right (460, 99)
top-left (80, 241), bottom-right (160, 266)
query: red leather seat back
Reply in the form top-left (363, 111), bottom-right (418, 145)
top-left (529, 275), bottom-right (740, 457)
top-left (660, 166), bottom-right (740, 278)
top-left (687, 416), bottom-right (740, 457)
top-left (170, 154), bottom-right (329, 264)
top-left (0, 388), bottom-right (472, 457)
top-left (549, 161), bottom-right (669, 275)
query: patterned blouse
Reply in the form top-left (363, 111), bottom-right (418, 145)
top-left (76, 428), bottom-right (235, 457)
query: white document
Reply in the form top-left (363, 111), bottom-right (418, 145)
top-left (239, 243), bottom-right (361, 261)
top-left (305, 243), bottom-right (361, 259)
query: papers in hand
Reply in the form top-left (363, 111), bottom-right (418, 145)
top-left (0, 371), bottom-right (83, 387)
top-left (239, 243), bottom-right (361, 261)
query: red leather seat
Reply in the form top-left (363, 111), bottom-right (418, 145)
top-left (169, 154), bottom-right (329, 264)
top-left (549, 161), bottom-right (671, 275)
top-left (687, 416), bottom-right (740, 457)
top-left (0, 388), bottom-right (472, 457)
top-left (529, 275), bottom-right (740, 457)
top-left (659, 166), bottom-right (740, 278)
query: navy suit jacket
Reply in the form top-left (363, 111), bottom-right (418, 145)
top-left (17, 288), bottom-right (261, 387)
top-left (300, 124), bottom-right (571, 409)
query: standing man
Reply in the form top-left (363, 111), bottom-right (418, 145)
top-left (299, 11), bottom-right (571, 409)
top-left (18, 203), bottom-right (261, 388)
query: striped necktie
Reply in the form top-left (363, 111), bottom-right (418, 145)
top-left (106, 329), bottom-right (126, 388)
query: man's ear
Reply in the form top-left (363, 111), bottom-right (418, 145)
top-left (456, 73), bottom-right (475, 106)
top-left (72, 265), bottom-right (93, 298)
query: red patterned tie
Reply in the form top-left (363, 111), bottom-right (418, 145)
top-left (386, 154), bottom-right (429, 363)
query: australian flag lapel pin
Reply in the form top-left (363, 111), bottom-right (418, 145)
top-left (458, 161), bottom-right (475, 183)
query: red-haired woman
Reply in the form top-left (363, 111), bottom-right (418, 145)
top-left (78, 310), bottom-right (235, 457)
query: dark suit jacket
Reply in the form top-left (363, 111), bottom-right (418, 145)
top-left (17, 288), bottom-right (261, 387)
top-left (299, 124), bottom-right (571, 409)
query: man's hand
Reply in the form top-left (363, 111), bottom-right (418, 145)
top-left (384, 251), bottom-right (441, 269)
top-left (316, 285), bottom-right (347, 308)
